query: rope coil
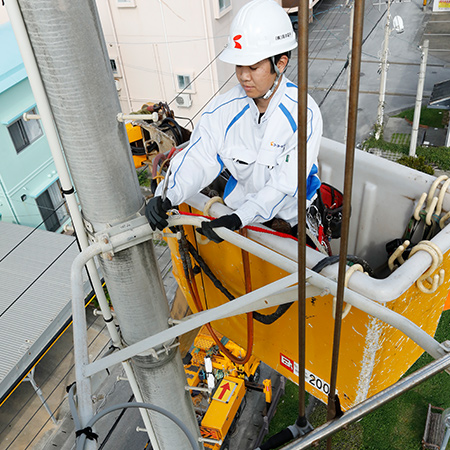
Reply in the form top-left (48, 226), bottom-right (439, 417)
top-left (332, 264), bottom-right (367, 320)
top-left (409, 240), bottom-right (445, 294)
top-left (388, 239), bottom-right (445, 294)
top-left (388, 239), bottom-right (410, 272)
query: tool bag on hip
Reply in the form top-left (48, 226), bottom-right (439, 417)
top-left (315, 183), bottom-right (344, 239)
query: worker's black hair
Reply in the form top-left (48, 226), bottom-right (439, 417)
top-left (270, 51), bottom-right (291, 74)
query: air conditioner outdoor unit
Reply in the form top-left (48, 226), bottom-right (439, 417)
top-left (175, 93), bottom-right (192, 108)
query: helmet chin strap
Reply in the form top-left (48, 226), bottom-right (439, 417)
top-left (262, 57), bottom-right (282, 100)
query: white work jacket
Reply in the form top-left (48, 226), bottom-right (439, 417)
top-left (159, 76), bottom-right (323, 227)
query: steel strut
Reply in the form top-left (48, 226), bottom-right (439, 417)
top-left (326, 0), bottom-right (365, 448)
top-left (298, 0), bottom-right (309, 425)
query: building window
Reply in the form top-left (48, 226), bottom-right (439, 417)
top-left (7, 108), bottom-right (43, 154)
top-left (215, 0), bottom-right (232, 17)
top-left (110, 59), bottom-right (118, 75)
top-left (219, 0), bottom-right (231, 11)
top-left (36, 181), bottom-right (69, 232)
top-left (177, 75), bottom-right (190, 91)
top-left (116, 0), bottom-right (136, 7)
top-left (175, 73), bottom-right (195, 93)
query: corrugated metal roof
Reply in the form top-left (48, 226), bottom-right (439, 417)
top-left (0, 222), bottom-right (83, 402)
top-left (429, 79), bottom-right (450, 110)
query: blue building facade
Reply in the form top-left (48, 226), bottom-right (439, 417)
top-left (0, 22), bottom-right (69, 232)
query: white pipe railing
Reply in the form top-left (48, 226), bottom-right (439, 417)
top-left (6, 0), bottom-right (118, 343)
top-left (71, 215), bottom-right (447, 386)
top-left (185, 187), bottom-right (450, 304)
top-left (116, 112), bottom-right (159, 122)
top-left (6, 3), bottom-right (160, 446)
top-left (281, 353), bottom-right (450, 450)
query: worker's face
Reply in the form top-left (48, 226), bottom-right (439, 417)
top-left (235, 56), bottom-right (288, 99)
top-left (235, 59), bottom-right (276, 99)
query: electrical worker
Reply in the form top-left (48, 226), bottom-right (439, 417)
top-left (146, 0), bottom-right (323, 243)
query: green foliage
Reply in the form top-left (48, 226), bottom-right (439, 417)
top-left (416, 146), bottom-right (450, 171)
top-left (137, 167), bottom-right (151, 187)
top-left (396, 155), bottom-right (434, 175)
top-left (362, 135), bottom-right (409, 154)
top-left (153, 238), bottom-right (168, 247)
top-left (360, 310), bottom-right (450, 450)
top-left (363, 129), bottom-right (450, 174)
top-left (391, 133), bottom-right (411, 146)
top-left (264, 380), bottom-right (300, 442)
top-left (394, 107), bottom-right (448, 129)
top-left (89, 285), bottom-right (111, 309)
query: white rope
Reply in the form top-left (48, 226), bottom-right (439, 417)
top-left (332, 264), bottom-right (367, 320)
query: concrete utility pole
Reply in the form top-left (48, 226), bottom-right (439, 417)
top-left (409, 40), bottom-right (429, 157)
top-left (375, 0), bottom-right (392, 140)
top-left (14, 1), bottom-right (201, 449)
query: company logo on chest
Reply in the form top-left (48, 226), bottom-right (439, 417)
top-left (270, 141), bottom-right (286, 150)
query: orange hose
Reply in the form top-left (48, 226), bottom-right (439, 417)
top-left (185, 231), bottom-right (254, 365)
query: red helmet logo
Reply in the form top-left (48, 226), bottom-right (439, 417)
top-left (233, 35), bottom-right (242, 49)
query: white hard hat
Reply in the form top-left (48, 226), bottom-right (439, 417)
top-left (219, 0), bottom-right (297, 66)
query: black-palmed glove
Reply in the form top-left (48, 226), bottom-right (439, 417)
top-left (197, 213), bottom-right (242, 243)
top-left (145, 196), bottom-right (172, 230)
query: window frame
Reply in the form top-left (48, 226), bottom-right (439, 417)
top-left (215, 0), bottom-right (232, 18)
top-left (7, 107), bottom-right (43, 154)
top-left (175, 73), bottom-right (195, 94)
top-left (110, 58), bottom-right (120, 77)
top-left (35, 180), bottom-right (69, 232)
top-left (116, 0), bottom-right (136, 8)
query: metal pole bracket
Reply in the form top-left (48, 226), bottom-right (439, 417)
top-left (93, 215), bottom-right (154, 259)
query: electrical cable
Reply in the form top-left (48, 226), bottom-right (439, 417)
top-left (191, 73), bottom-right (235, 122)
top-left (98, 393), bottom-right (135, 449)
top-left (308, 3), bottom-right (347, 69)
top-left (312, 254), bottom-right (374, 276)
top-left (73, 401), bottom-right (198, 450)
top-left (108, 34), bottom-right (229, 48)
top-left (183, 237), bottom-right (295, 325)
top-left (174, 115), bottom-right (195, 130)
top-left (177, 227), bottom-right (253, 364)
top-left (0, 240), bottom-right (77, 319)
top-left (159, 117), bottom-right (185, 145)
top-left (318, 1), bottom-right (390, 107)
top-left (0, 199), bottom-right (70, 264)
top-left (3, 321), bottom-right (108, 450)
top-left (169, 51), bottom-right (223, 107)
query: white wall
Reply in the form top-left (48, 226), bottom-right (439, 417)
top-left (96, 0), bottom-right (249, 126)
top-left (0, 5), bottom-right (9, 24)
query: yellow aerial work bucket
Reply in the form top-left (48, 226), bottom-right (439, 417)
top-left (165, 137), bottom-right (450, 411)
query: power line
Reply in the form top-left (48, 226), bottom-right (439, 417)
top-left (191, 73), bottom-right (235, 122)
top-left (0, 239), bottom-right (77, 319)
top-left (0, 200), bottom-right (70, 264)
top-left (169, 51), bottom-right (223, 107)
top-left (318, 1), bottom-right (390, 107)
top-left (108, 34), bottom-right (228, 47)
top-left (4, 322), bottom-right (108, 450)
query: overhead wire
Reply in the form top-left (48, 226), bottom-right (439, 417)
top-left (309, 2), bottom-right (348, 59)
top-left (191, 73), bottom-right (236, 122)
top-left (2, 315), bottom-right (108, 450)
top-left (0, 239), bottom-right (77, 319)
top-left (317, 0), bottom-right (391, 107)
top-left (106, 34), bottom-right (229, 47)
top-left (308, 4), bottom-right (347, 65)
top-left (168, 51), bottom-right (223, 106)
top-left (286, 0), bottom-right (351, 84)
top-left (0, 199), bottom-right (71, 264)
